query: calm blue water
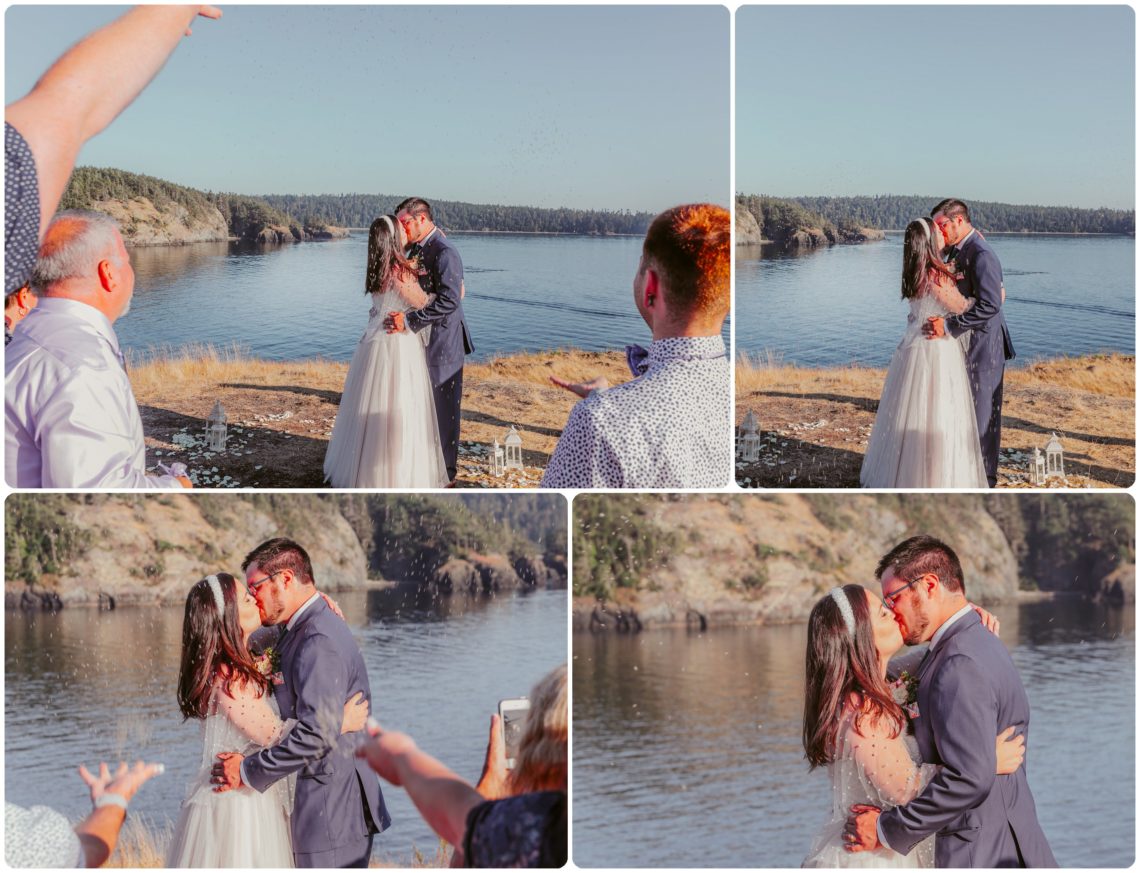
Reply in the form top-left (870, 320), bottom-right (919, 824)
top-left (118, 233), bottom-right (727, 362)
top-left (736, 234), bottom-right (1135, 367)
top-left (5, 587), bottom-right (566, 865)
top-left (573, 600), bottom-right (1134, 868)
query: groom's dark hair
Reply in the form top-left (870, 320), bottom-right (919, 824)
top-left (931, 198), bottom-right (970, 223)
top-left (876, 535), bottom-right (965, 595)
top-left (243, 537), bottom-right (316, 587)
top-left (395, 197), bottom-right (433, 221)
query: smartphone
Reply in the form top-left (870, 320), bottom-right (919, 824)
top-left (498, 697), bottom-right (530, 770)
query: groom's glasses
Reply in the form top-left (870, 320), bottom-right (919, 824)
top-left (246, 570), bottom-right (284, 594)
top-left (883, 575), bottom-right (925, 608)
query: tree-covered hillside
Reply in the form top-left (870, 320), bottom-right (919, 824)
top-left (259, 193), bottom-right (654, 235)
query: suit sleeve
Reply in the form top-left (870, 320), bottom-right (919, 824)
top-left (946, 248), bottom-right (1003, 337)
top-left (406, 246), bottom-right (462, 333)
top-left (242, 633), bottom-right (347, 793)
top-left (878, 654), bottom-right (998, 855)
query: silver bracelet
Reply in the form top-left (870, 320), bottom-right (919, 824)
top-left (93, 793), bottom-right (128, 813)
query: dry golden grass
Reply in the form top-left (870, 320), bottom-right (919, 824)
top-left (735, 353), bottom-right (1135, 488)
top-left (105, 816), bottom-right (450, 868)
top-left (128, 345), bottom-right (631, 487)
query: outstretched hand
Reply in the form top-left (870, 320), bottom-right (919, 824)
top-left (79, 760), bottom-right (163, 805)
top-left (844, 804), bottom-right (883, 853)
top-left (355, 721), bottom-right (418, 786)
top-left (550, 374), bottom-right (609, 398)
top-left (211, 752), bottom-right (244, 792)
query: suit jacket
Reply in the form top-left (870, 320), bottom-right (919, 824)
top-left (405, 230), bottom-right (474, 385)
top-left (878, 611), bottom-right (1056, 867)
top-left (243, 598), bottom-right (390, 854)
top-left (945, 231), bottom-right (1015, 364)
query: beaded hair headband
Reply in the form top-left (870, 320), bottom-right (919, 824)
top-left (204, 575), bottom-right (225, 618)
top-left (380, 215), bottom-right (395, 235)
top-left (829, 587), bottom-right (856, 637)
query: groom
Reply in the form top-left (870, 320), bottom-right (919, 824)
top-left (385, 197), bottom-right (474, 485)
top-left (922, 198), bottom-right (1014, 487)
top-left (211, 538), bottom-right (390, 867)
top-left (845, 535), bottom-right (1056, 867)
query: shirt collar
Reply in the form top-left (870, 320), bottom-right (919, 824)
top-left (417, 227), bottom-right (438, 247)
top-left (647, 335), bottom-right (727, 366)
top-left (33, 297), bottom-right (120, 353)
top-left (954, 228), bottom-right (975, 249)
top-left (930, 603), bottom-right (974, 650)
top-left (286, 591), bottom-right (323, 631)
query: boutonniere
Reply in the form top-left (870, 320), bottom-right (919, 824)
top-left (271, 671), bottom-right (285, 686)
top-left (254, 646), bottom-right (282, 679)
top-left (890, 670), bottom-right (921, 721)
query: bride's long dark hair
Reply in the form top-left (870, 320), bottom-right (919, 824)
top-left (901, 217), bottom-right (956, 300)
top-left (177, 573), bottom-right (268, 720)
top-left (365, 214), bottom-right (416, 295)
top-left (802, 584), bottom-right (905, 769)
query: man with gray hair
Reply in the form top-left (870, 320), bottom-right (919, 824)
top-left (5, 210), bottom-right (191, 488)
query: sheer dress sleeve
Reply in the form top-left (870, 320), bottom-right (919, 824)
top-left (214, 680), bottom-right (294, 748)
top-left (847, 715), bottom-right (938, 806)
top-left (929, 278), bottom-right (974, 316)
top-left (392, 273), bottom-right (430, 309)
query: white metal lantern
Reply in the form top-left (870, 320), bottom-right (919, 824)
top-left (738, 409), bottom-right (761, 462)
top-left (1044, 433), bottom-right (1064, 480)
top-left (1032, 447), bottom-right (1046, 486)
top-left (491, 440), bottom-right (505, 477)
top-left (504, 426), bottom-right (523, 470)
top-left (206, 400), bottom-right (228, 452)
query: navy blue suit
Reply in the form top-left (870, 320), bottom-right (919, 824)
top-left (944, 231), bottom-right (1014, 487)
top-left (243, 598), bottom-right (390, 867)
top-left (406, 229), bottom-right (473, 481)
top-left (879, 612), bottom-right (1056, 868)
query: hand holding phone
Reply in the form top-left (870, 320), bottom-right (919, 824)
top-left (497, 697), bottom-right (530, 770)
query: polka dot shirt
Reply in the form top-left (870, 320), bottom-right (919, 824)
top-left (5, 123), bottom-right (40, 296)
top-left (541, 335), bottom-right (731, 488)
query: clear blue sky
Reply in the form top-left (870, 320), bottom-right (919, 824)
top-left (6, 5), bottom-right (729, 212)
top-left (737, 6), bottom-right (1135, 209)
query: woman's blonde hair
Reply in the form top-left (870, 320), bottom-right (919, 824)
top-left (508, 663), bottom-right (567, 794)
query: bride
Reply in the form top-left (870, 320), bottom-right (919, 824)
top-left (860, 217), bottom-right (988, 488)
top-left (324, 215), bottom-right (449, 488)
top-left (800, 585), bottom-right (1023, 868)
top-left (166, 573), bottom-right (368, 867)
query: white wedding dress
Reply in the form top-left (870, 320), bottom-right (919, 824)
top-left (802, 711), bottom-right (936, 868)
top-left (166, 684), bottom-right (296, 868)
top-left (860, 285), bottom-right (987, 488)
top-left (323, 278), bottom-right (449, 488)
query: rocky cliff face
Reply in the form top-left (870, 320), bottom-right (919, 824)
top-left (735, 203), bottom-right (763, 245)
top-left (91, 197), bottom-right (230, 246)
top-left (574, 494), bottom-right (1031, 629)
top-left (431, 553), bottom-right (567, 594)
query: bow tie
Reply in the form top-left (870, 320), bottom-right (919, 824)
top-left (625, 344), bottom-right (651, 377)
top-left (407, 242), bottom-right (423, 258)
top-left (944, 245), bottom-right (959, 262)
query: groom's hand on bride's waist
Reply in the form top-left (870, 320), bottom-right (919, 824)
top-left (923, 316), bottom-right (947, 339)
top-left (384, 312), bottom-right (407, 333)
top-left (211, 752), bottom-right (245, 792)
top-left (844, 804), bottom-right (883, 853)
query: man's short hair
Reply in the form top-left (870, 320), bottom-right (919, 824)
top-left (394, 197), bottom-right (433, 221)
top-left (641, 203), bottom-right (730, 319)
top-left (32, 210), bottom-right (123, 290)
top-left (930, 199), bottom-right (970, 223)
top-left (242, 537), bottom-right (316, 586)
top-left (875, 535), bottom-right (966, 595)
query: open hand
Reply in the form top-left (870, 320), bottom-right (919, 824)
top-left (550, 374), bottom-right (608, 398)
top-left (845, 804), bottom-right (882, 853)
top-left (211, 752), bottom-right (244, 792)
top-left (79, 760), bottom-right (163, 805)
top-left (355, 722), bottom-right (418, 786)
top-left (923, 316), bottom-right (946, 339)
